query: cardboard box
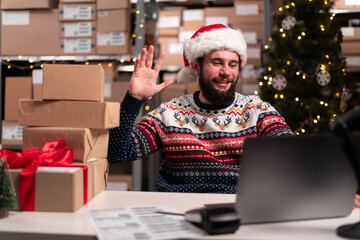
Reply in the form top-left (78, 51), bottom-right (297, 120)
top-left (108, 174), bottom-right (132, 191)
top-left (42, 64), bottom-right (104, 101)
top-left (5, 77), bottom-right (32, 121)
top-left (1, 120), bottom-right (24, 146)
top-left (204, 7), bottom-right (235, 26)
top-left (158, 10), bottom-right (181, 36)
top-left (233, 0), bottom-right (263, 23)
top-left (345, 55), bottom-right (360, 69)
top-left (334, 0), bottom-right (360, 9)
top-left (96, 31), bottom-right (130, 55)
top-left (97, 0), bottom-right (130, 10)
top-left (1, 9), bottom-right (61, 56)
top-left (59, 3), bottom-right (96, 21)
top-left (10, 167), bottom-right (84, 212)
top-left (74, 158), bottom-right (108, 200)
top-left (23, 127), bottom-right (109, 162)
top-left (60, 37), bottom-right (96, 54)
top-left (97, 9), bottom-right (130, 32)
top-left (91, 61), bottom-right (118, 82)
top-left (60, 0), bottom-right (95, 2)
top-left (1, 0), bottom-right (58, 9)
top-left (186, 81), bottom-right (199, 94)
top-left (342, 41), bottom-right (360, 54)
top-left (19, 100), bottom-right (120, 129)
top-left (160, 82), bottom-right (187, 103)
top-left (342, 27), bottom-right (360, 41)
top-left (246, 43), bottom-right (262, 65)
top-left (60, 21), bottom-right (96, 38)
top-left (158, 37), bottom-right (183, 66)
top-left (105, 81), bottom-right (129, 102)
top-left (182, 9), bottom-right (204, 31)
top-left (231, 22), bottom-right (263, 44)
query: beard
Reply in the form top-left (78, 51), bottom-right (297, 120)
top-left (198, 70), bottom-right (238, 106)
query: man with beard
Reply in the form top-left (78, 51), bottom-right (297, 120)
top-left (107, 24), bottom-right (294, 193)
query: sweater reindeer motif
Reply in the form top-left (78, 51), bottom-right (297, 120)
top-left (108, 91), bottom-right (294, 193)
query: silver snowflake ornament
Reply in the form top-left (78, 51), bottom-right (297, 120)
top-left (317, 70), bottom-right (330, 87)
top-left (272, 75), bottom-right (287, 91)
top-left (281, 16), bottom-right (296, 30)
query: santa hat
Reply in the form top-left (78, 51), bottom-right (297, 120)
top-left (177, 23), bottom-right (247, 82)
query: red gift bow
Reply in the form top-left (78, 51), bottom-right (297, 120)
top-left (1, 140), bottom-right (88, 211)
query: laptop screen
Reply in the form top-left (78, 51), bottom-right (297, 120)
top-left (235, 134), bottom-right (357, 224)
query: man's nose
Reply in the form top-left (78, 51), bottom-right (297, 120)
top-left (220, 65), bottom-right (230, 76)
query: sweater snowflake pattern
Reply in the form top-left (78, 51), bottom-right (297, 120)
top-left (108, 91), bottom-right (294, 193)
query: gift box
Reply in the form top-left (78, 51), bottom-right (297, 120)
top-left (74, 158), bottom-right (108, 201)
top-left (23, 127), bottom-right (109, 163)
top-left (10, 167), bottom-right (84, 212)
top-left (18, 100), bottom-right (120, 129)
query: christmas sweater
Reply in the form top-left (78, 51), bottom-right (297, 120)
top-left (108, 91), bottom-right (294, 193)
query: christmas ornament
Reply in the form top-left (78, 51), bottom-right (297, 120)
top-left (316, 70), bottom-right (330, 87)
top-left (281, 16), bottom-right (296, 30)
top-left (272, 74), bottom-right (287, 91)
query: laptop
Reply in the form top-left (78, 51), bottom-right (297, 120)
top-left (234, 134), bottom-right (358, 224)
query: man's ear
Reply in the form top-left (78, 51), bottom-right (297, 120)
top-left (191, 61), bottom-right (200, 76)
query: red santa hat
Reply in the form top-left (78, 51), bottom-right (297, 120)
top-left (177, 23), bottom-right (247, 82)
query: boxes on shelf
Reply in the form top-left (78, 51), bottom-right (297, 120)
top-left (60, 0), bottom-right (96, 2)
top-left (97, 0), bottom-right (130, 10)
top-left (341, 27), bottom-right (360, 41)
top-left (204, 6), bottom-right (235, 26)
top-left (107, 174), bottom-right (132, 191)
top-left (96, 31), bottom-right (130, 55)
top-left (97, 9), bottom-right (130, 32)
top-left (42, 64), bottom-right (105, 101)
top-left (59, 3), bottom-right (97, 21)
top-left (158, 37), bottom-right (183, 66)
top-left (1, 0), bottom-right (58, 9)
top-left (60, 21), bottom-right (97, 38)
top-left (158, 9), bottom-right (182, 37)
top-left (245, 43), bottom-right (262, 66)
top-left (19, 100), bottom-right (120, 129)
top-left (160, 73), bottom-right (186, 102)
top-left (60, 37), bottom-right (96, 55)
top-left (233, 0), bottom-right (263, 23)
top-left (186, 81), bottom-right (199, 95)
top-left (10, 167), bottom-right (85, 212)
top-left (182, 9), bottom-right (205, 31)
top-left (1, 121), bottom-right (24, 147)
top-left (342, 41), bottom-right (360, 54)
top-left (334, 0), bottom-right (360, 9)
top-left (345, 55), bottom-right (360, 69)
top-left (232, 22), bottom-right (263, 44)
top-left (32, 69), bottom-right (43, 99)
top-left (23, 127), bottom-right (109, 163)
top-left (90, 61), bottom-right (118, 82)
top-left (1, 9), bottom-right (61, 56)
top-left (4, 77), bottom-right (32, 121)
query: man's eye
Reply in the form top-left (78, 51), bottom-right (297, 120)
top-left (230, 63), bottom-right (239, 68)
top-left (212, 62), bottom-right (221, 65)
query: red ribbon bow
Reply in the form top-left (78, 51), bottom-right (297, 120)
top-left (1, 140), bottom-right (88, 211)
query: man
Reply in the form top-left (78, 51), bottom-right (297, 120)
top-left (107, 24), bottom-right (294, 193)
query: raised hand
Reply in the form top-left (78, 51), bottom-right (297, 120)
top-left (129, 45), bottom-right (174, 100)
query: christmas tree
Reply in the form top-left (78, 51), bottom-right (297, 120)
top-left (0, 156), bottom-right (17, 218)
top-left (259, 0), bottom-right (359, 134)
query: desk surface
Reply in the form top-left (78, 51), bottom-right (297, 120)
top-left (0, 190), bottom-right (358, 240)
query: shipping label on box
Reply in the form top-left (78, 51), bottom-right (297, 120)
top-left (59, 4), bottom-right (96, 21)
top-left (2, 121), bottom-right (24, 146)
top-left (97, 32), bottom-right (125, 46)
top-left (42, 64), bottom-right (104, 101)
top-left (62, 38), bottom-right (95, 54)
top-left (23, 127), bottom-right (109, 163)
top-left (334, 0), bottom-right (360, 9)
top-left (61, 21), bottom-right (96, 38)
top-left (97, 0), bottom-right (130, 10)
top-left (10, 167), bottom-right (84, 212)
top-left (345, 56), bottom-right (360, 68)
top-left (233, 0), bottom-right (263, 23)
top-left (97, 9), bottom-right (130, 32)
top-left (19, 100), bottom-right (120, 129)
top-left (2, 10), bottom-right (30, 25)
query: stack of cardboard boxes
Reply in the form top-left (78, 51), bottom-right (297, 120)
top-left (0, 0), bottom-right (131, 56)
top-left (157, 0), bottom-right (264, 98)
top-left (335, 0), bottom-right (360, 69)
top-left (9, 64), bottom-right (120, 212)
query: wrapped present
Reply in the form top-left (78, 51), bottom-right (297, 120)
top-left (1, 140), bottom-right (89, 212)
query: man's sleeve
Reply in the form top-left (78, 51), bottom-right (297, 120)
top-left (107, 91), bottom-right (153, 163)
top-left (256, 102), bottom-right (295, 137)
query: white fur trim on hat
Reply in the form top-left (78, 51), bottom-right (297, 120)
top-left (177, 24), bottom-right (247, 83)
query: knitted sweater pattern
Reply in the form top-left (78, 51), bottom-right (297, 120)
top-left (108, 92), bottom-right (294, 193)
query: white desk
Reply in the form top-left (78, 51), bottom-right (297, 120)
top-left (0, 190), bottom-right (359, 240)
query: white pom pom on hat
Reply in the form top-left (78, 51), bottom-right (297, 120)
top-left (177, 23), bottom-right (247, 83)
